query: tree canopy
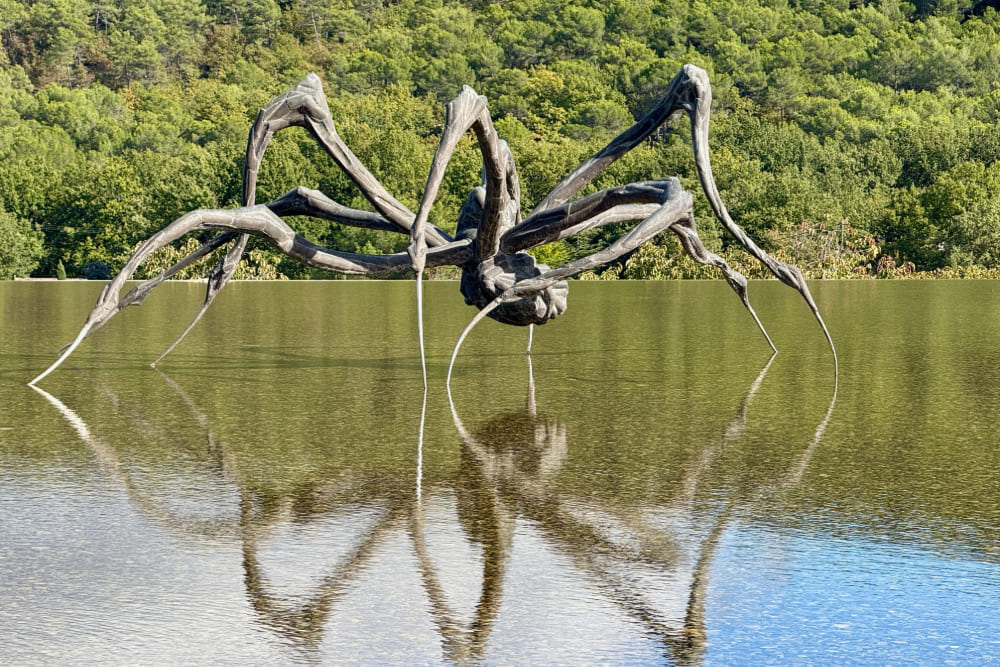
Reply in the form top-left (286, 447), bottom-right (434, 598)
top-left (2, 0), bottom-right (999, 278)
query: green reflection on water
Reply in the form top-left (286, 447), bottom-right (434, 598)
top-left (2, 280), bottom-right (1000, 662)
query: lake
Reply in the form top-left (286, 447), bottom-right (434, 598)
top-left (2, 280), bottom-right (999, 664)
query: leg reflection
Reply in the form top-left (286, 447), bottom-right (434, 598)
top-left (409, 478), bottom-right (512, 665)
top-left (32, 374), bottom-right (415, 656)
top-left (157, 371), bottom-right (416, 653)
top-left (31, 381), bottom-right (238, 540)
top-left (29, 352), bottom-right (837, 663)
top-left (445, 350), bottom-right (836, 665)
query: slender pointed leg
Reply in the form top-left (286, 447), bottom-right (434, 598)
top-left (409, 86), bottom-right (519, 392)
top-left (447, 295), bottom-right (505, 396)
top-left (30, 209), bottom-right (230, 385)
top-left (55, 231), bottom-right (238, 355)
top-left (30, 205), bottom-right (477, 383)
top-left (153, 234), bottom-right (248, 366)
top-left (682, 68), bottom-right (836, 367)
top-left (267, 73), bottom-right (453, 245)
top-left (30, 323), bottom-right (93, 386)
top-left (508, 186), bottom-right (779, 352)
top-left (668, 215), bottom-right (777, 353)
top-left (411, 94), bottom-right (479, 374)
top-left (528, 65), bottom-right (835, 363)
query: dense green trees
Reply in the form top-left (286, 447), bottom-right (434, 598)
top-left (0, 204), bottom-right (43, 278)
top-left (1, 0), bottom-right (998, 278)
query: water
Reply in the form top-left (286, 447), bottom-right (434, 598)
top-left (1, 280), bottom-right (998, 664)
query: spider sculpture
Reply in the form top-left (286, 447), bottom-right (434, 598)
top-left (29, 64), bottom-right (835, 386)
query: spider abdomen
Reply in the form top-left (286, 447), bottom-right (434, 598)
top-left (460, 253), bottom-right (569, 326)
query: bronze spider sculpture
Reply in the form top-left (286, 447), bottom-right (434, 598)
top-left (29, 64), bottom-right (835, 386)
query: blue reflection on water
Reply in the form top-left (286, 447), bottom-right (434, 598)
top-left (706, 524), bottom-right (1000, 665)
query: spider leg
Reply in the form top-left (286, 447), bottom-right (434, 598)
top-left (448, 182), bottom-right (694, 389)
top-left (532, 192), bottom-right (776, 351)
top-left (667, 213), bottom-right (776, 353)
top-left (153, 234), bottom-right (249, 366)
top-left (530, 65), bottom-right (835, 367)
top-left (408, 85), bottom-right (515, 273)
top-left (29, 205), bottom-right (476, 385)
top-left (408, 86), bottom-right (488, 395)
top-left (154, 196), bottom-right (422, 367)
top-left (406, 86), bottom-right (521, 393)
top-left (682, 68), bottom-right (835, 367)
top-left (449, 180), bottom-right (777, 389)
top-left (54, 231), bottom-right (238, 355)
top-left (59, 185), bottom-right (406, 360)
top-left (266, 73), bottom-right (453, 245)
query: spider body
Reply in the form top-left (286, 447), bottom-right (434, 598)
top-left (460, 252), bottom-right (568, 327)
top-left (29, 65), bottom-right (835, 386)
top-left (455, 184), bottom-right (569, 326)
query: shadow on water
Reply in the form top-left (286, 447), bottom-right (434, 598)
top-left (31, 355), bottom-right (837, 665)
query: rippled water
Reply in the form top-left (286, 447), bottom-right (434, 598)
top-left (2, 280), bottom-right (999, 664)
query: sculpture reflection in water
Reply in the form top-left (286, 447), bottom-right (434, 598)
top-left (32, 361), bottom-right (835, 664)
top-left (32, 376), bottom-right (413, 652)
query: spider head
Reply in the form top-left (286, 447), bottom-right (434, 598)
top-left (460, 253), bottom-right (568, 327)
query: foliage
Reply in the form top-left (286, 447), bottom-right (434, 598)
top-left (0, 0), bottom-right (998, 280)
top-left (132, 236), bottom-right (288, 279)
top-left (0, 204), bottom-right (43, 278)
top-left (80, 259), bottom-right (111, 279)
top-left (726, 219), bottom-right (883, 280)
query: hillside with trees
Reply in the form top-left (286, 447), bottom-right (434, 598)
top-left (2, 0), bottom-right (999, 279)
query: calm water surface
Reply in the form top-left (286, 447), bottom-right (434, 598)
top-left (2, 280), bottom-right (999, 665)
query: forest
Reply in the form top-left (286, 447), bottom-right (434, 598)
top-left (2, 0), bottom-right (1000, 280)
